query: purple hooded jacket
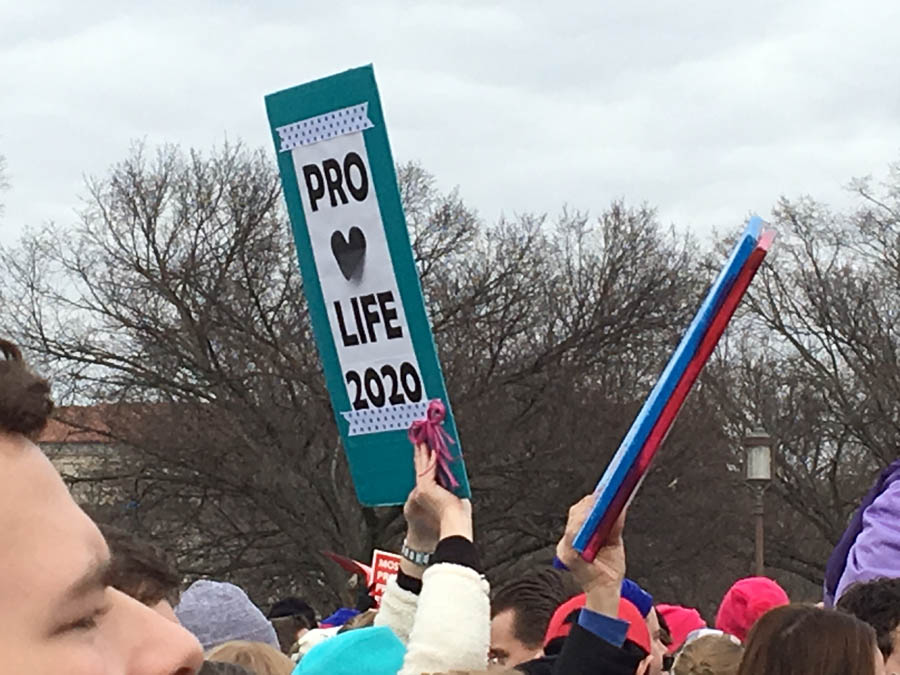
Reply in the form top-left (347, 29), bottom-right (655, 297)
top-left (824, 459), bottom-right (900, 607)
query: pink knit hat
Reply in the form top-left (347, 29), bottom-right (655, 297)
top-left (657, 604), bottom-right (707, 653)
top-left (715, 577), bottom-right (789, 641)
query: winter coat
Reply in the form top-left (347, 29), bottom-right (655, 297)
top-left (833, 466), bottom-right (900, 603)
top-left (516, 625), bottom-right (643, 675)
top-left (374, 554), bottom-right (490, 674)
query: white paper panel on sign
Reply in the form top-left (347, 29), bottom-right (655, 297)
top-left (289, 125), bottom-right (426, 426)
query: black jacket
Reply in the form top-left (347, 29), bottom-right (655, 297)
top-left (516, 624), bottom-right (642, 675)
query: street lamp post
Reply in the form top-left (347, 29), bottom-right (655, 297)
top-left (743, 428), bottom-right (773, 577)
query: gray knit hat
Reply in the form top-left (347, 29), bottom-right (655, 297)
top-left (175, 579), bottom-right (279, 651)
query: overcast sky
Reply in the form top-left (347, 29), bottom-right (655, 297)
top-left (1, 0), bottom-right (899, 244)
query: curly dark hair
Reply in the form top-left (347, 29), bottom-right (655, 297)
top-left (838, 577), bottom-right (900, 659)
top-left (0, 339), bottom-right (54, 437)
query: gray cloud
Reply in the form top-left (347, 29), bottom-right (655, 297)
top-left (1, 0), bottom-right (899, 243)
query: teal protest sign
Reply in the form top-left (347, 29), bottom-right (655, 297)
top-left (265, 66), bottom-right (470, 506)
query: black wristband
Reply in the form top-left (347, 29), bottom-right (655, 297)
top-left (396, 570), bottom-right (423, 595)
top-left (433, 535), bottom-right (481, 573)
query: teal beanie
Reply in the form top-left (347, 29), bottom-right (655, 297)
top-left (293, 626), bottom-right (406, 675)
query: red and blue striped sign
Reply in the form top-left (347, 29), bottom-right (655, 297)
top-left (572, 218), bottom-right (775, 559)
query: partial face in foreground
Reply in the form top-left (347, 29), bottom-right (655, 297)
top-left (0, 432), bottom-right (204, 675)
top-left (646, 608), bottom-right (667, 675)
top-left (885, 629), bottom-right (900, 675)
top-left (875, 645), bottom-right (887, 675)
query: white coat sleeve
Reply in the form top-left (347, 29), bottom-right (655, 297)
top-left (399, 563), bottom-right (490, 675)
top-left (373, 575), bottom-right (420, 645)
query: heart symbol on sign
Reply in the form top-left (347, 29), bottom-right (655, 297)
top-left (331, 227), bottom-right (367, 281)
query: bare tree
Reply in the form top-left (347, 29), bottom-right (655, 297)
top-left (700, 162), bottom-right (900, 592)
top-left (1, 141), bottom-right (758, 616)
top-left (1, 142), bottom-right (357, 607)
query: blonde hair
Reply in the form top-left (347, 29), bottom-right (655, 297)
top-left (338, 608), bottom-right (377, 633)
top-left (673, 634), bottom-right (744, 675)
top-left (206, 640), bottom-right (295, 675)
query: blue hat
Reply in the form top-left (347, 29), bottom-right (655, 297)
top-left (621, 578), bottom-right (654, 618)
top-left (293, 626), bottom-right (405, 675)
top-left (320, 607), bottom-right (359, 627)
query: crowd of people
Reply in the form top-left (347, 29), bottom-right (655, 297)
top-left (3, 336), bottom-right (900, 675)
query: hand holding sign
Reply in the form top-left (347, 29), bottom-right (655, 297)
top-left (403, 456), bottom-right (441, 554)
top-left (410, 443), bottom-right (473, 542)
top-left (556, 494), bottom-right (627, 619)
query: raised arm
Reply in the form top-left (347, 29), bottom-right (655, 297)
top-left (399, 444), bottom-right (490, 674)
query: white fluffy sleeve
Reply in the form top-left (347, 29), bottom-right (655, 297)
top-left (373, 575), bottom-right (419, 645)
top-left (399, 563), bottom-right (490, 675)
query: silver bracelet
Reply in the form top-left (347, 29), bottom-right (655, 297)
top-left (400, 539), bottom-right (434, 567)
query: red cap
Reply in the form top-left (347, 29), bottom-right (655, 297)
top-left (715, 577), bottom-right (789, 642)
top-left (543, 593), bottom-right (651, 655)
top-left (657, 604), bottom-right (707, 653)
top-left (543, 594), bottom-right (586, 645)
top-left (619, 597), bottom-right (652, 654)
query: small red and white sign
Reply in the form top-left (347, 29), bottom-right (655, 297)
top-left (370, 549), bottom-right (402, 606)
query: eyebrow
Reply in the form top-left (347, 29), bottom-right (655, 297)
top-left (61, 557), bottom-right (113, 603)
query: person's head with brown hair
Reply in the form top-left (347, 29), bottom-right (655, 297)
top-left (0, 338), bottom-right (204, 674)
top-left (100, 524), bottom-right (183, 622)
top-left (673, 634), bottom-right (743, 675)
top-left (838, 577), bottom-right (900, 673)
top-left (0, 338), bottom-right (54, 438)
top-left (737, 605), bottom-right (884, 675)
top-left (268, 596), bottom-right (318, 653)
top-left (206, 640), bottom-right (295, 675)
top-left (490, 568), bottom-right (578, 667)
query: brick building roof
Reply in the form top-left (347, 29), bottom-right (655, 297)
top-left (37, 405), bottom-right (115, 444)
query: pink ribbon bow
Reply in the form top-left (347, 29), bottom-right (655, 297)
top-left (408, 399), bottom-right (459, 490)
